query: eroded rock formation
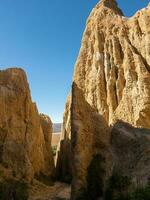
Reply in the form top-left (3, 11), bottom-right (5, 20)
top-left (56, 95), bottom-right (72, 183)
top-left (40, 114), bottom-right (55, 178)
top-left (111, 121), bottom-right (150, 187)
top-left (74, 0), bottom-right (150, 128)
top-left (71, 83), bottom-right (112, 199)
top-left (0, 68), bottom-right (54, 181)
top-left (57, 0), bottom-right (150, 199)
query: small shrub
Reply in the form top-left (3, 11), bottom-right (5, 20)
top-left (86, 154), bottom-right (105, 200)
top-left (76, 155), bottom-right (106, 200)
top-left (109, 172), bottom-right (131, 190)
top-left (52, 145), bottom-right (57, 156)
top-left (0, 179), bottom-right (28, 200)
top-left (12, 170), bottom-right (16, 177)
top-left (105, 175), bottom-right (150, 200)
top-left (128, 185), bottom-right (150, 200)
top-left (105, 172), bottom-right (131, 200)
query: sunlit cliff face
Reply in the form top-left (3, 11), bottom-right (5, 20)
top-left (57, 0), bottom-right (150, 199)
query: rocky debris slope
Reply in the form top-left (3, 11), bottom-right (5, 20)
top-left (0, 68), bottom-right (55, 182)
top-left (57, 0), bottom-right (150, 199)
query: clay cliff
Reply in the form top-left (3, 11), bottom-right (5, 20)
top-left (56, 95), bottom-right (72, 183)
top-left (74, 0), bottom-right (150, 127)
top-left (0, 68), bottom-right (54, 182)
top-left (57, 0), bottom-right (150, 199)
top-left (40, 114), bottom-right (55, 178)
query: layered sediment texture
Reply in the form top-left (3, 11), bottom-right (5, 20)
top-left (57, 0), bottom-right (150, 199)
top-left (0, 68), bottom-right (55, 181)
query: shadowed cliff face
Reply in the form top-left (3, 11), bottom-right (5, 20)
top-left (71, 83), bottom-right (112, 200)
top-left (111, 121), bottom-right (150, 185)
top-left (0, 68), bottom-right (55, 181)
top-left (57, 0), bottom-right (150, 199)
top-left (56, 95), bottom-right (72, 183)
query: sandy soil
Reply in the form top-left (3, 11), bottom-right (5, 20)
top-left (29, 180), bottom-right (70, 200)
top-left (52, 132), bottom-right (61, 147)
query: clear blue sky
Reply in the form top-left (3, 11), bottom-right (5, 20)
top-left (0, 0), bottom-right (149, 122)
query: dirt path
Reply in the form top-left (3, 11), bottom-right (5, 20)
top-left (29, 181), bottom-right (71, 200)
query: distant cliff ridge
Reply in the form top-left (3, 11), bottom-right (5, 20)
top-left (53, 123), bottom-right (62, 133)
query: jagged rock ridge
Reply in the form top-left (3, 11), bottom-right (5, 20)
top-left (0, 68), bottom-right (55, 181)
top-left (57, 0), bottom-right (150, 199)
